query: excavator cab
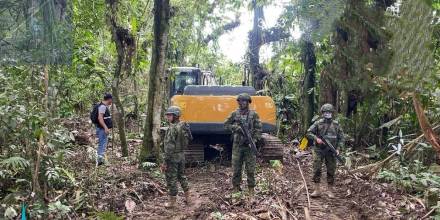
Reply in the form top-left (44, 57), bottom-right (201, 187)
top-left (169, 67), bottom-right (202, 97)
top-left (169, 67), bottom-right (218, 97)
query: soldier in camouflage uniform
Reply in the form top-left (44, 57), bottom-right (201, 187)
top-left (307, 103), bottom-right (344, 198)
top-left (162, 106), bottom-right (193, 207)
top-left (224, 93), bottom-right (262, 194)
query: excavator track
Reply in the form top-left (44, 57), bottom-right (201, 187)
top-left (183, 134), bottom-right (284, 163)
top-left (260, 133), bottom-right (284, 161)
top-left (184, 143), bottom-right (205, 163)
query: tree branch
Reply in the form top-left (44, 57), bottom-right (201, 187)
top-left (203, 19), bottom-right (240, 44)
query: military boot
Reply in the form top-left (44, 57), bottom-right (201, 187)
top-left (165, 196), bottom-right (177, 208)
top-left (310, 183), bottom-right (321, 198)
top-left (184, 190), bottom-right (192, 205)
top-left (326, 185), bottom-right (335, 198)
top-left (246, 187), bottom-right (255, 204)
top-left (248, 187), bottom-right (255, 197)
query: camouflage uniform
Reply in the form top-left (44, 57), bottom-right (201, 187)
top-left (164, 120), bottom-right (192, 196)
top-left (307, 118), bottom-right (344, 185)
top-left (224, 109), bottom-right (262, 189)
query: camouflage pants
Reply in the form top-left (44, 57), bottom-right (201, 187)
top-left (165, 159), bottom-right (189, 196)
top-left (312, 148), bottom-right (336, 185)
top-left (232, 145), bottom-right (256, 188)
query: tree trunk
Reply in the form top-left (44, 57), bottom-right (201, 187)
top-left (43, 65), bottom-right (49, 111)
top-left (106, 0), bottom-right (136, 157)
top-left (249, 0), bottom-right (264, 90)
top-left (133, 76), bottom-right (139, 120)
top-left (319, 68), bottom-right (337, 107)
top-left (112, 81), bottom-right (128, 157)
top-left (301, 41), bottom-right (316, 132)
top-left (140, 0), bottom-right (170, 162)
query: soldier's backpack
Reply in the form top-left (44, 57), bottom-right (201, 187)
top-left (90, 103), bottom-right (103, 124)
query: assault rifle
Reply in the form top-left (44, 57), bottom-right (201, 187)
top-left (238, 120), bottom-right (258, 154)
top-left (317, 135), bottom-right (344, 164)
top-left (315, 135), bottom-right (361, 179)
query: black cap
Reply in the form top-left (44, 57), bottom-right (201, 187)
top-left (104, 93), bottom-right (113, 100)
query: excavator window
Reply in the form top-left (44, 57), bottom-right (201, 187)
top-left (170, 70), bottom-right (200, 96)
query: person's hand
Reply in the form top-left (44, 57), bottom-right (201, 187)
top-left (233, 125), bottom-right (244, 134)
top-left (105, 128), bottom-right (110, 135)
top-left (160, 163), bottom-right (167, 172)
top-left (316, 138), bottom-right (323, 145)
top-left (336, 150), bottom-right (340, 156)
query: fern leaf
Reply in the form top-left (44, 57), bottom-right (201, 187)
top-left (0, 156), bottom-right (30, 172)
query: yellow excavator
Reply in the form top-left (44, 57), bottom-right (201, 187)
top-left (168, 67), bottom-right (283, 162)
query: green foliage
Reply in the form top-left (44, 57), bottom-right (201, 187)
top-left (231, 191), bottom-right (243, 200)
top-left (387, 0), bottom-right (438, 93)
top-left (378, 160), bottom-right (440, 193)
top-left (215, 61), bottom-right (242, 85)
top-left (270, 160), bottom-right (282, 169)
top-left (211, 211), bottom-right (225, 220)
top-left (0, 157), bottom-right (30, 173)
top-left (48, 201), bottom-right (71, 218)
top-left (293, 0), bottom-right (346, 42)
top-left (0, 0), bottom-right (73, 65)
top-left (0, 65), bottom-right (80, 217)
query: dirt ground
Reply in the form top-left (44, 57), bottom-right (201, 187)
top-left (67, 135), bottom-right (427, 220)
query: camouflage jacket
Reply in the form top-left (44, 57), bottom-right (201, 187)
top-left (164, 121), bottom-right (193, 161)
top-left (224, 109), bottom-right (262, 146)
top-left (307, 118), bottom-right (345, 150)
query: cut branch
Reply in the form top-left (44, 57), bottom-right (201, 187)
top-left (140, 0), bottom-right (171, 162)
top-left (412, 93), bottom-right (440, 155)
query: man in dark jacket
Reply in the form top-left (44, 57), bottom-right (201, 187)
top-left (96, 93), bottom-right (113, 166)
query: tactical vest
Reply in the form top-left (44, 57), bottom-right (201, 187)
top-left (231, 110), bottom-right (257, 146)
top-left (164, 121), bottom-right (192, 155)
top-left (98, 104), bottom-right (113, 129)
top-left (316, 119), bottom-right (340, 149)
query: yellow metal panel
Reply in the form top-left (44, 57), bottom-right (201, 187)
top-left (171, 95), bottom-right (276, 125)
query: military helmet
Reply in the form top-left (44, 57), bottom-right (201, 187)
top-left (320, 103), bottom-right (335, 113)
top-left (165, 106), bottom-right (181, 117)
top-left (237, 93), bottom-right (252, 103)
